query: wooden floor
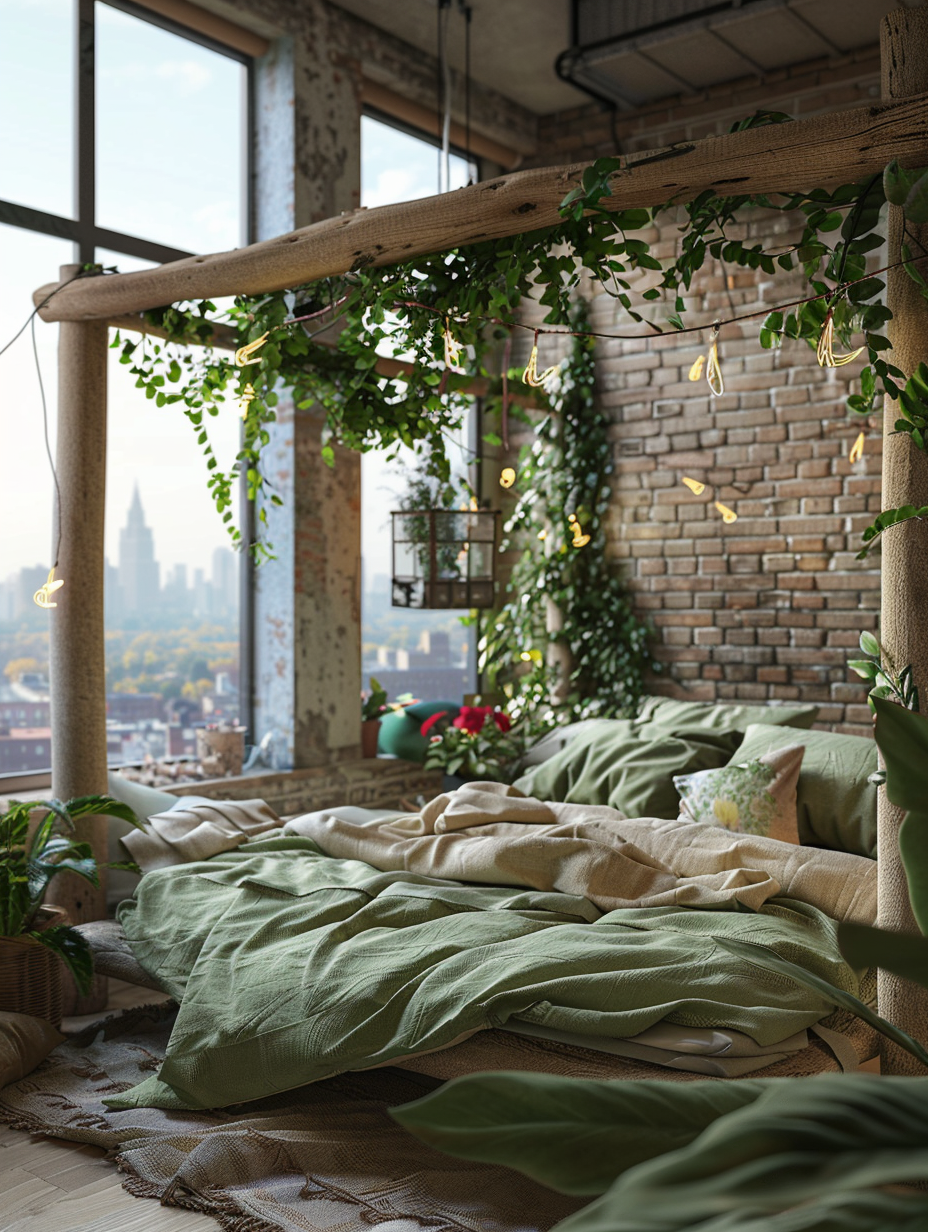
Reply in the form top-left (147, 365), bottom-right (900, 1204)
top-left (0, 981), bottom-right (216, 1232)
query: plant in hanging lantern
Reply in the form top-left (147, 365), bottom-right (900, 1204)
top-left (421, 705), bottom-right (519, 783)
top-left (0, 795), bottom-right (142, 1022)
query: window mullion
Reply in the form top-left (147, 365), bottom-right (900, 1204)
top-left (76, 0), bottom-right (95, 264)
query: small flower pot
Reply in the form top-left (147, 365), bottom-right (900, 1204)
top-left (196, 726), bottom-right (247, 777)
top-left (361, 719), bottom-right (381, 758)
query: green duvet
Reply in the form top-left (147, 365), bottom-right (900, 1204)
top-left (108, 836), bottom-right (858, 1111)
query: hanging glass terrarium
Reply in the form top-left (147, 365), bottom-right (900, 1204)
top-left (391, 508), bottom-right (499, 609)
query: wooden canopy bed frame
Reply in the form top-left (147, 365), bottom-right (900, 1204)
top-left (30, 6), bottom-right (928, 1075)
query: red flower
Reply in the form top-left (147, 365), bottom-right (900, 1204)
top-left (420, 711), bottom-right (448, 738)
top-left (492, 710), bottom-right (512, 733)
top-left (453, 705), bottom-right (492, 734)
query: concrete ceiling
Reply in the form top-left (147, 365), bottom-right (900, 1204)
top-left (330, 0), bottom-right (921, 117)
top-left (328, 0), bottom-right (586, 113)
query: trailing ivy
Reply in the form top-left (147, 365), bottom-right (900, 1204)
top-left (480, 307), bottom-right (657, 725)
top-left (121, 116), bottom-right (928, 566)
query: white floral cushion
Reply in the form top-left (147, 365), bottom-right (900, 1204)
top-left (673, 744), bottom-right (805, 844)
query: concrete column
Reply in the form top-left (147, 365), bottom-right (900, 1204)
top-left (251, 9), bottom-right (363, 766)
top-left (877, 7), bottom-right (928, 1074)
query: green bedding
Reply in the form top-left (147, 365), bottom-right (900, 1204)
top-left (108, 836), bottom-right (858, 1112)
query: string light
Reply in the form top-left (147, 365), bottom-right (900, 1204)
top-left (523, 331), bottom-right (559, 388)
top-left (706, 326), bottom-right (724, 396)
top-left (537, 529), bottom-right (547, 540)
top-left (714, 502), bottom-right (738, 524)
top-left (499, 467), bottom-right (516, 489)
top-left (849, 432), bottom-right (866, 463)
top-left (567, 513), bottom-right (590, 547)
top-left (816, 310), bottom-right (864, 368)
top-left (239, 382), bottom-right (256, 419)
top-left (443, 318), bottom-right (465, 374)
top-left (688, 356), bottom-right (705, 382)
top-left (681, 477), bottom-right (706, 495)
top-left (33, 567), bottom-right (64, 609)
top-left (233, 332), bottom-right (269, 367)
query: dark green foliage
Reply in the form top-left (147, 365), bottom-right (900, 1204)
top-left (479, 308), bottom-right (656, 724)
top-left (0, 795), bottom-right (142, 994)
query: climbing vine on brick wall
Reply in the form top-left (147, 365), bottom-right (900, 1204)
top-left (480, 306), bottom-right (658, 724)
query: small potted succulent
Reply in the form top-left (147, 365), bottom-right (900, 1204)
top-left (0, 794), bottom-right (141, 1025)
top-left (421, 704), bottom-right (519, 788)
top-left (361, 676), bottom-right (389, 758)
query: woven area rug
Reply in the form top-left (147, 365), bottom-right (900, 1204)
top-left (0, 1003), bottom-right (582, 1232)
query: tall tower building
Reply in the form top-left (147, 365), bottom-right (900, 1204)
top-left (118, 485), bottom-right (160, 615)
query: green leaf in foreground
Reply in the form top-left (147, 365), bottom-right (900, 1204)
top-left (30, 924), bottom-right (94, 996)
top-left (552, 1075), bottom-right (928, 1232)
top-left (391, 1072), bottom-right (766, 1196)
top-left (839, 921), bottom-right (928, 988)
top-left (713, 935), bottom-right (928, 1068)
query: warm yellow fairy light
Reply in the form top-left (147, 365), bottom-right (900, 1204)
top-left (681, 476), bottom-right (706, 495)
top-left (500, 467), bottom-right (516, 489)
top-left (33, 567), bottom-right (64, 609)
top-left (469, 496), bottom-right (479, 512)
top-left (234, 332), bottom-right (269, 368)
top-left (523, 344), bottom-right (559, 388)
top-left (567, 513), bottom-right (577, 523)
top-left (572, 532), bottom-right (591, 547)
top-left (706, 335), bottom-right (724, 397)
top-left (537, 529), bottom-right (547, 540)
top-left (239, 382), bottom-right (256, 419)
top-left (520, 651), bottom-right (533, 661)
top-left (714, 502), bottom-right (738, 524)
top-left (816, 313), bottom-right (864, 368)
top-left (849, 432), bottom-right (866, 463)
top-left (443, 319), bottom-right (465, 374)
top-left (688, 355), bottom-right (705, 382)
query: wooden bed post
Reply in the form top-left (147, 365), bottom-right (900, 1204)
top-left (877, 8), bottom-right (928, 1074)
top-left (49, 265), bottom-right (110, 971)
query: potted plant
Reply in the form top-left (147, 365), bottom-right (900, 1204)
top-left (0, 794), bottom-right (141, 1026)
top-left (421, 704), bottom-right (519, 788)
top-left (361, 676), bottom-right (389, 758)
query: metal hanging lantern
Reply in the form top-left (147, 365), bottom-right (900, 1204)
top-left (391, 507), bottom-right (499, 609)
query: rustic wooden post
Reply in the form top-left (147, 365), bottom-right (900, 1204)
top-left (49, 264), bottom-right (110, 1011)
top-left (877, 8), bottom-right (928, 1074)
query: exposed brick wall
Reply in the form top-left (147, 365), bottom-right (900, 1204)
top-left (513, 49), bottom-right (890, 735)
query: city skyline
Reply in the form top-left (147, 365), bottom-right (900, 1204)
top-left (0, 485), bottom-right (239, 625)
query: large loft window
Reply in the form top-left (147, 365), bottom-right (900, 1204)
top-left (360, 113), bottom-right (479, 709)
top-left (0, 0), bottom-right (249, 783)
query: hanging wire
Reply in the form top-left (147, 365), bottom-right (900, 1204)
top-left (31, 313), bottom-right (61, 568)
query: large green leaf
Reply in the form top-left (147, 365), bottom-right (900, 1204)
top-left (839, 921), bottom-right (928, 988)
top-left (552, 1075), bottom-right (928, 1232)
top-left (873, 696), bottom-right (928, 934)
top-left (64, 795), bottom-right (143, 829)
top-left (29, 923), bottom-right (94, 995)
top-left (391, 1072), bottom-right (766, 1195)
top-left (713, 936), bottom-right (928, 1068)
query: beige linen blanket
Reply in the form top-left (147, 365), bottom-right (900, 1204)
top-left (282, 782), bottom-right (878, 924)
top-left (122, 798), bottom-right (281, 870)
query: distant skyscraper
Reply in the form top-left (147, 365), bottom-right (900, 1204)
top-left (211, 547), bottom-right (238, 619)
top-left (118, 486), bottom-right (160, 615)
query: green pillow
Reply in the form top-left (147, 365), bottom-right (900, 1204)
top-left (378, 702), bottom-right (460, 763)
top-left (514, 719), bottom-right (730, 818)
top-left (730, 724), bottom-right (878, 858)
top-left (637, 698), bottom-right (819, 754)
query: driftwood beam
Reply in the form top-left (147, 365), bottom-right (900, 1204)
top-left (37, 92), bottom-right (928, 324)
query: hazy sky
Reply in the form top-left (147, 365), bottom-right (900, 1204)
top-left (0, 7), bottom-right (470, 588)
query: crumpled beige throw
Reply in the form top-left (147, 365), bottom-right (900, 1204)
top-left (284, 781), bottom-right (878, 924)
top-left (122, 798), bottom-right (281, 872)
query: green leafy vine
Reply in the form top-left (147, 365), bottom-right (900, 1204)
top-left (480, 308), bottom-right (658, 725)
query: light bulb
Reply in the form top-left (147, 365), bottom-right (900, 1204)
top-left (33, 566), bottom-right (64, 609)
top-left (681, 477), bottom-right (706, 495)
top-left (499, 467), bottom-right (516, 489)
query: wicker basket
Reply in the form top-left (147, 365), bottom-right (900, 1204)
top-left (0, 908), bottom-right (66, 1028)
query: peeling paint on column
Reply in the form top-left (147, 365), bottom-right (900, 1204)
top-left (251, 2), bottom-right (362, 768)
